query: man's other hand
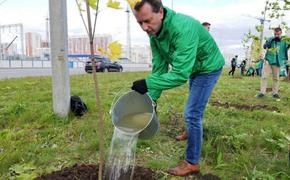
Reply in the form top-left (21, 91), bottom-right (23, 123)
top-left (131, 79), bottom-right (148, 94)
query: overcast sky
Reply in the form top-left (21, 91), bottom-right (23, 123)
top-left (0, 0), bottom-right (289, 60)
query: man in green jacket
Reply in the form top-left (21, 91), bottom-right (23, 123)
top-left (131, 0), bottom-right (224, 176)
top-left (257, 27), bottom-right (289, 99)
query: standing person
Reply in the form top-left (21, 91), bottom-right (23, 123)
top-left (240, 59), bottom-right (247, 76)
top-left (130, 0), bottom-right (225, 176)
top-left (202, 22), bottom-right (211, 31)
top-left (257, 27), bottom-right (289, 99)
top-left (228, 55), bottom-right (238, 76)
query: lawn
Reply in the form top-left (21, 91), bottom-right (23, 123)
top-left (0, 70), bottom-right (289, 179)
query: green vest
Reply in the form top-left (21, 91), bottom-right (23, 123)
top-left (255, 59), bottom-right (263, 69)
top-left (264, 37), bottom-right (289, 67)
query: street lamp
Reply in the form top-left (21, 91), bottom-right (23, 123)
top-left (125, 5), bottom-right (131, 59)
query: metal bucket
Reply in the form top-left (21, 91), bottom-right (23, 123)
top-left (110, 91), bottom-right (159, 139)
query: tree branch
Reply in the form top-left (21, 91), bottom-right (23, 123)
top-left (75, 0), bottom-right (90, 37)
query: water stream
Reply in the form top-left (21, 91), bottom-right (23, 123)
top-left (105, 113), bottom-right (152, 180)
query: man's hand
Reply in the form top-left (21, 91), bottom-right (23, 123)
top-left (131, 79), bottom-right (148, 94)
top-left (264, 40), bottom-right (272, 49)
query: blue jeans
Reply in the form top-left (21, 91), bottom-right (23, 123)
top-left (184, 69), bottom-right (222, 164)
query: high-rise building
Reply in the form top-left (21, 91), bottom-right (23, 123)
top-left (25, 32), bottom-right (42, 57)
top-left (68, 34), bottom-right (112, 55)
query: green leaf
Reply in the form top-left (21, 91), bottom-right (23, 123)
top-left (107, 0), bottom-right (121, 9)
top-left (97, 41), bottom-right (122, 60)
top-left (88, 0), bottom-right (98, 9)
top-left (268, 48), bottom-right (278, 54)
top-left (10, 164), bottom-right (25, 174)
top-left (282, 36), bottom-right (290, 44)
top-left (98, 47), bottom-right (107, 57)
top-left (127, 0), bottom-right (142, 9)
top-left (108, 41), bottom-right (122, 60)
top-left (9, 163), bottom-right (36, 175)
top-left (255, 25), bottom-right (263, 33)
top-left (77, 2), bottom-right (85, 12)
top-left (16, 173), bottom-right (38, 180)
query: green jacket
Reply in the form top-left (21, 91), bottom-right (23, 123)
top-left (145, 7), bottom-right (225, 101)
top-left (255, 59), bottom-right (263, 69)
top-left (264, 36), bottom-right (289, 67)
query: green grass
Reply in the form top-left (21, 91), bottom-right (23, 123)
top-left (0, 70), bottom-right (289, 179)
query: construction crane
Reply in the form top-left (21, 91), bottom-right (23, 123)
top-left (0, 24), bottom-right (25, 60)
top-left (0, 35), bottom-right (17, 60)
top-left (6, 35), bottom-right (17, 50)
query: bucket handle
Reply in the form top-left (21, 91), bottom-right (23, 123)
top-left (149, 95), bottom-right (157, 113)
top-left (109, 88), bottom-right (130, 115)
top-left (110, 89), bottom-right (157, 115)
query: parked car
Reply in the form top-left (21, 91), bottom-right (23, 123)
top-left (85, 57), bottom-right (123, 73)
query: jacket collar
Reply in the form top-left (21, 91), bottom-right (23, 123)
top-left (151, 7), bottom-right (174, 40)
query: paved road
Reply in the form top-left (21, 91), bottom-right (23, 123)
top-left (0, 66), bottom-right (151, 80)
top-left (0, 68), bottom-right (86, 80)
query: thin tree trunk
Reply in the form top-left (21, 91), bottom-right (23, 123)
top-left (85, 1), bottom-right (105, 179)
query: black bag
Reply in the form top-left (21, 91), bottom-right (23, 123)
top-left (70, 96), bottom-right (88, 116)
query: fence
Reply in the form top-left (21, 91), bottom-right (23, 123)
top-left (0, 59), bottom-right (85, 68)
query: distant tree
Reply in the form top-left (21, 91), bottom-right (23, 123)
top-left (242, 0), bottom-right (289, 65)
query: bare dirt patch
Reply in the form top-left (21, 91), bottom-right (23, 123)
top-left (36, 163), bottom-right (221, 180)
top-left (36, 164), bottom-right (157, 180)
top-left (211, 101), bottom-right (279, 112)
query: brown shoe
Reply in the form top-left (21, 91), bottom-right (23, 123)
top-left (175, 131), bottom-right (188, 141)
top-left (168, 160), bottom-right (199, 176)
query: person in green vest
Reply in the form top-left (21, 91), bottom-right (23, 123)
top-left (240, 59), bottom-right (247, 76)
top-left (246, 66), bottom-right (255, 76)
top-left (130, 0), bottom-right (225, 176)
top-left (255, 55), bottom-right (264, 77)
top-left (257, 27), bottom-right (290, 99)
top-left (228, 55), bottom-right (238, 76)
